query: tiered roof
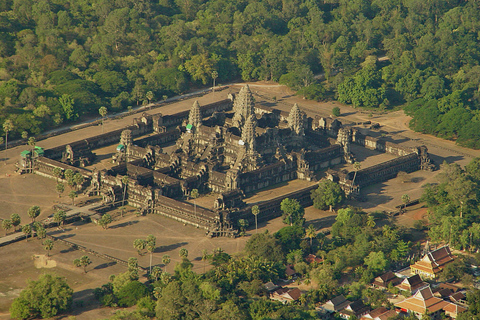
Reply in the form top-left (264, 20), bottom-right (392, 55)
top-left (411, 246), bottom-right (454, 278)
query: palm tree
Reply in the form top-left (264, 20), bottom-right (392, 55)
top-left (73, 173), bottom-right (84, 191)
top-left (22, 225), bottom-right (31, 241)
top-left (2, 219), bottom-right (12, 236)
top-left (43, 239), bottom-right (54, 257)
top-left (99, 107), bottom-right (108, 133)
top-left (202, 249), bottom-right (209, 273)
top-left (146, 91), bottom-right (154, 104)
top-left (121, 176), bottom-right (129, 206)
top-left (56, 183), bottom-right (65, 198)
top-left (53, 168), bottom-right (63, 182)
top-left (367, 215), bottom-right (376, 228)
top-left (251, 205), bottom-right (260, 233)
top-left (162, 254), bottom-right (171, 272)
top-left (191, 189), bottom-right (199, 219)
top-left (401, 194), bottom-right (410, 210)
top-left (179, 248), bottom-right (188, 259)
top-left (3, 119), bottom-right (14, 152)
top-left (212, 70), bottom-right (218, 96)
top-left (306, 224), bottom-right (316, 248)
top-left (36, 227), bottom-right (46, 239)
top-left (28, 137), bottom-right (36, 151)
top-left (351, 161), bottom-right (361, 193)
top-left (133, 239), bottom-right (146, 255)
top-left (80, 255), bottom-right (91, 273)
top-left (151, 266), bottom-right (162, 281)
top-left (28, 205), bottom-right (41, 223)
top-left (68, 190), bottom-right (77, 205)
top-left (54, 210), bottom-right (67, 229)
top-left (146, 234), bottom-right (156, 273)
top-left (10, 213), bottom-right (21, 231)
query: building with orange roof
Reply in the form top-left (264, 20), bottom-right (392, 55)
top-left (410, 246), bottom-right (454, 279)
top-left (396, 274), bottom-right (428, 294)
top-left (395, 286), bottom-right (466, 319)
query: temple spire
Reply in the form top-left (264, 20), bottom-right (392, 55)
top-left (232, 85), bottom-right (255, 129)
top-left (188, 100), bottom-right (202, 129)
top-left (288, 103), bottom-right (305, 135)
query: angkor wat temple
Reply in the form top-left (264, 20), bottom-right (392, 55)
top-left (28, 85), bottom-right (434, 236)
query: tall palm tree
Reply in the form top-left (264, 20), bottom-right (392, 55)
top-left (3, 119), bottom-right (14, 152)
top-left (43, 239), bottom-right (54, 257)
top-left (22, 225), bottom-right (31, 241)
top-left (306, 224), bottom-right (317, 248)
top-left (80, 255), bottom-right (91, 273)
top-left (401, 194), bottom-right (410, 210)
top-left (28, 205), bottom-right (41, 223)
top-left (10, 213), bottom-right (21, 232)
top-left (2, 219), bottom-right (12, 236)
top-left (252, 205), bottom-right (260, 233)
top-left (99, 107), bottom-right (107, 133)
top-left (162, 254), bottom-right (171, 272)
top-left (367, 215), bottom-right (376, 228)
top-left (202, 249), bottom-right (209, 273)
top-left (133, 239), bottom-right (146, 255)
top-left (54, 210), bottom-right (66, 229)
top-left (146, 234), bottom-right (156, 273)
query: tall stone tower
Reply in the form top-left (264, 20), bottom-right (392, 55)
top-left (241, 114), bottom-right (257, 151)
top-left (232, 85), bottom-right (255, 130)
top-left (120, 129), bottom-right (133, 147)
top-left (287, 103), bottom-right (305, 135)
top-left (188, 100), bottom-right (202, 129)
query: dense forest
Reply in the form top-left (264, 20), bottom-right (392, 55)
top-left (1, 0), bottom-right (480, 146)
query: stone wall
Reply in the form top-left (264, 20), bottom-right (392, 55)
top-left (35, 156), bottom-right (91, 180)
top-left (352, 130), bottom-right (417, 156)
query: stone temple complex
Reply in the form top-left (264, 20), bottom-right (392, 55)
top-left (25, 85), bottom-right (435, 237)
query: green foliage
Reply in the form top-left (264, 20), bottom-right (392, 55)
top-left (245, 231), bottom-right (284, 262)
top-left (280, 198), bottom-right (305, 226)
top-left (9, 273), bottom-right (73, 319)
top-left (332, 107), bottom-right (341, 117)
top-left (275, 226), bottom-right (305, 255)
top-left (311, 179), bottom-right (345, 211)
top-left (116, 281), bottom-right (148, 307)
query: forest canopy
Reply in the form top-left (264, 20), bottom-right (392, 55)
top-left (0, 0), bottom-right (479, 148)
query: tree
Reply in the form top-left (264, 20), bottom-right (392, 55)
top-left (2, 219), bottom-right (12, 236)
top-left (280, 198), bottom-right (305, 226)
top-left (56, 183), bottom-right (65, 198)
top-left (21, 131), bottom-right (28, 140)
top-left (80, 255), bottom-right (91, 273)
top-left (59, 94), bottom-right (77, 121)
top-left (238, 219), bottom-right (249, 235)
top-left (202, 249), bottom-right (209, 273)
top-left (212, 70), bottom-right (219, 95)
top-left (311, 179), bottom-right (345, 211)
top-left (22, 224), bottom-right (31, 241)
top-left (162, 254), bottom-right (171, 272)
top-left (306, 224), bottom-right (316, 248)
top-left (146, 234), bottom-right (156, 273)
top-left (134, 239), bottom-right (147, 255)
top-left (179, 248), bottom-right (188, 259)
top-left (54, 210), bottom-right (66, 229)
top-left (401, 194), bottom-right (410, 210)
top-left (43, 239), bottom-right (54, 257)
top-left (332, 106), bottom-right (341, 117)
top-left (128, 257), bottom-right (140, 280)
top-left (364, 251), bottom-right (388, 274)
top-left (68, 190), bottom-right (77, 205)
top-left (28, 205), bottom-right (41, 223)
top-left (367, 215), bottom-right (376, 228)
top-left (73, 173), bottom-right (84, 190)
top-left (3, 119), bottom-right (14, 152)
top-left (36, 227), bottom-right (46, 240)
top-left (191, 189), bottom-right (199, 218)
top-left (252, 205), bottom-right (260, 233)
top-left (9, 273), bottom-right (73, 319)
top-left (146, 91), bottom-right (154, 104)
top-left (53, 167), bottom-right (63, 182)
top-left (99, 106), bottom-right (108, 133)
top-left (151, 266), bottom-right (162, 282)
top-left (28, 137), bottom-right (36, 150)
top-left (98, 213), bottom-right (113, 229)
top-left (11, 213), bottom-right (21, 231)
